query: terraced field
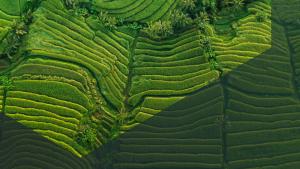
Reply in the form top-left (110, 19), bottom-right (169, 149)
top-left (126, 28), bottom-right (220, 125)
top-left (113, 85), bottom-right (224, 169)
top-left (1, 0), bottom-right (300, 169)
top-left (91, 0), bottom-right (177, 22)
top-left (6, 58), bottom-right (95, 156)
top-left (213, 0), bottom-right (272, 73)
top-left (0, 113), bottom-right (95, 169)
top-left (0, 0), bottom-right (23, 54)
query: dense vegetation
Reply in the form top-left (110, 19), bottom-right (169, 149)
top-left (2, 0), bottom-right (300, 169)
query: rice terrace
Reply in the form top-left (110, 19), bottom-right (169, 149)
top-left (0, 0), bottom-right (300, 168)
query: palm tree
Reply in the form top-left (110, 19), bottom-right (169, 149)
top-left (232, 0), bottom-right (245, 11)
top-left (65, 0), bottom-right (76, 8)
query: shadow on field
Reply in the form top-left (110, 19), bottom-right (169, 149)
top-left (0, 113), bottom-right (97, 169)
top-left (1, 1), bottom-right (300, 169)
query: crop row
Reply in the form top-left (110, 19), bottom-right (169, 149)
top-left (0, 119), bottom-right (93, 168)
top-left (224, 13), bottom-right (300, 168)
top-left (4, 78), bottom-right (91, 156)
top-left (114, 84), bottom-right (224, 169)
top-left (129, 28), bottom-right (219, 107)
top-left (212, 0), bottom-right (272, 74)
top-left (92, 0), bottom-right (176, 23)
top-left (27, 0), bottom-right (135, 111)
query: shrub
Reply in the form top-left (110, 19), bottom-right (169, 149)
top-left (74, 7), bottom-right (89, 17)
top-left (76, 127), bottom-right (97, 149)
top-left (170, 9), bottom-right (193, 29)
top-left (98, 11), bottom-right (118, 30)
top-left (143, 20), bottom-right (173, 39)
top-left (65, 0), bottom-right (78, 9)
top-left (127, 22), bottom-right (143, 30)
top-left (0, 76), bottom-right (13, 90)
top-left (178, 0), bottom-right (196, 11)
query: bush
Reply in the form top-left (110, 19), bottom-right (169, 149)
top-left (126, 22), bottom-right (143, 30)
top-left (143, 20), bottom-right (173, 39)
top-left (178, 0), bottom-right (196, 11)
top-left (0, 76), bottom-right (13, 90)
top-left (98, 11), bottom-right (118, 30)
top-left (74, 7), bottom-right (89, 17)
top-left (170, 9), bottom-right (193, 29)
top-left (64, 0), bottom-right (78, 9)
top-left (76, 127), bottom-right (97, 149)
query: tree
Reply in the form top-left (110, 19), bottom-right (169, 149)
top-left (76, 127), bottom-right (98, 149)
top-left (231, 21), bottom-right (240, 36)
top-left (178, 0), bottom-right (196, 11)
top-left (201, 0), bottom-right (217, 13)
top-left (143, 20), bottom-right (173, 39)
top-left (65, 0), bottom-right (78, 9)
top-left (232, 0), bottom-right (245, 11)
top-left (127, 22), bottom-right (143, 30)
top-left (74, 8), bottom-right (89, 17)
top-left (170, 9), bottom-right (193, 30)
top-left (98, 11), bottom-right (118, 30)
top-left (0, 76), bottom-right (13, 90)
top-left (222, 0), bottom-right (245, 11)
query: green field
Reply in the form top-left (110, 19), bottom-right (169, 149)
top-left (1, 0), bottom-right (300, 168)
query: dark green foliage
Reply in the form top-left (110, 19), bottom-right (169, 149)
top-left (3, 20), bottom-right (27, 60)
top-left (1, 0), bottom-right (41, 62)
top-left (201, 36), bottom-right (223, 74)
top-left (144, 20), bottom-right (173, 39)
top-left (196, 11), bottom-right (211, 34)
top-left (76, 127), bottom-right (97, 149)
top-left (64, 0), bottom-right (78, 9)
top-left (126, 22), bottom-right (143, 30)
top-left (76, 115), bottom-right (99, 150)
top-left (170, 9), bottom-right (193, 30)
top-left (98, 11), bottom-right (119, 30)
top-left (0, 76), bottom-right (13, 90)
top-left (195, 0), bottom-right (218, 17)
top-left (178, 0), bottom-right (196, 11)
top-left (74, 7), bottom-right (89, 17)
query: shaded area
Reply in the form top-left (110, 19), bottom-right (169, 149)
top-left (0, 113), bottom-right (96, 169)
top-left (94, 84), bottom-right (224, 169)
top-left (222, 0), bottom-right (300, 167)
top-left (96, 1), bottom-right (300, 168)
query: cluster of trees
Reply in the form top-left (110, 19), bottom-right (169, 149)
top-left (97, 11), bottom-right (120, 30)
top-left (63, 0), bottom-right (269, 40)
top-left (75, 115), bottom-right (99, 150)
top-left (2, 20), bottom-right (27, 60)
top-left (76, 127), bottom-right (98, 149)
top-left (201, 36), bottom-right (223, 74)
top-left (2, 0), bottom-right (41, 62)
top-left (65, 1), bottom-right (129, 30)
top-left (65, 0), bottom-right (78, 9)
top-left (63, 0), bottom-right (267, 40)
top-left (143, 0), bottom-right (196, 39)
top-left (143, 0), bottom-right (249, 39)
top-left (143, 21), bottom-right (173, 39)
